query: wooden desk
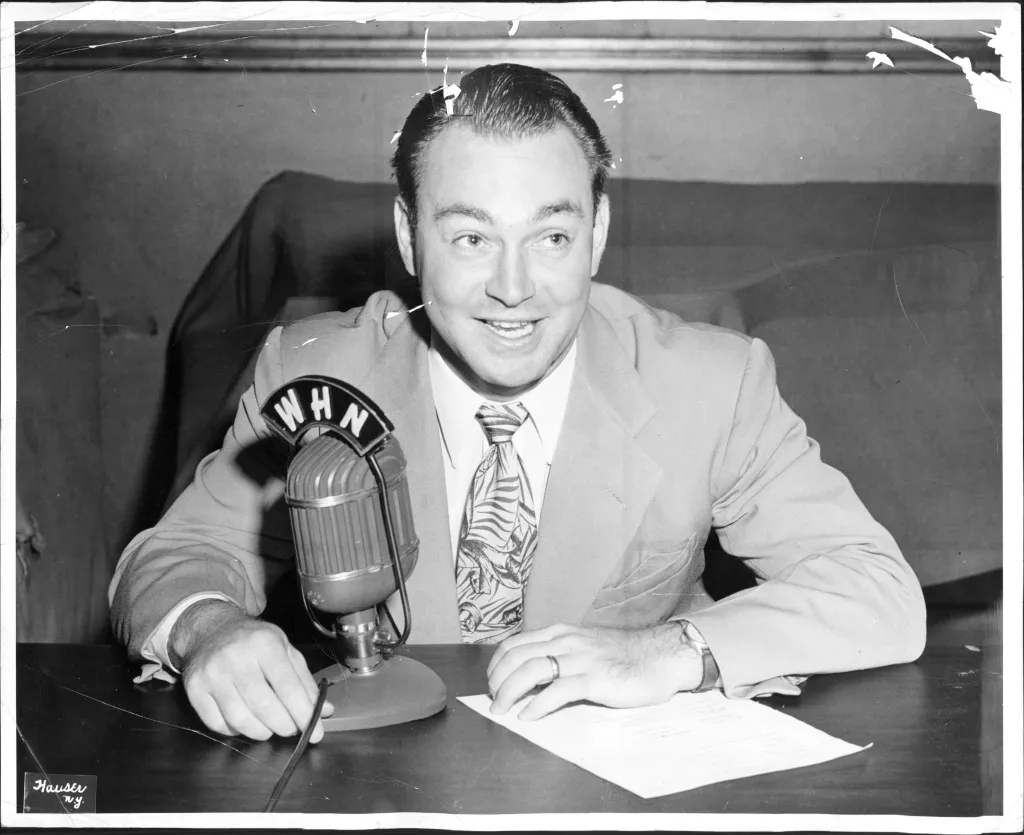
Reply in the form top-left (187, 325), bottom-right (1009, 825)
top-left (14, 608), bottom-right (1000, 816)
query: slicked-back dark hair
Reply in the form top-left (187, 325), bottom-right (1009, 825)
top-left (391, 63), bottom-right (613, 227)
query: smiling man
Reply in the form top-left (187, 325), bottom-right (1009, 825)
top-left (109, 64), bottom-right (926, 743)
top-left (404, 122), bottom-right (603, 402)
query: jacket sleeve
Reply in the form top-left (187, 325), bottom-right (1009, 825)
top-left (108, 325), bottom-right (296, 663)
top-left (685, 337), bottom-right (927, 698)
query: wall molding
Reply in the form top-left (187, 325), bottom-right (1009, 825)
top-left (15, 31), bottom-right (999, 74)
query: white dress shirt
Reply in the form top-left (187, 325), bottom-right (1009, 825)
top-left (134, 333), bottom-right (577, 683)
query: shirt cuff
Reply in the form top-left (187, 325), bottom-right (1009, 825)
top-left (731, 675), bottom-right (810, 700)
top-left (134, 592), bottom-right (232, 684)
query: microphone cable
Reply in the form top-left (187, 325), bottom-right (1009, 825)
top-left (262, 676), bottom-right (331, 813)
top-left (366, 452), bottom-right (412, 652)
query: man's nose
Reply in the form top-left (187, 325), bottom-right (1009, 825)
top-left (486, 248), bottom-right (535, 307)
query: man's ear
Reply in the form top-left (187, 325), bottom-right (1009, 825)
top-left (394, 196), bottom-right (417, 277)
top-left (590, 194), bottom-right (611, 278)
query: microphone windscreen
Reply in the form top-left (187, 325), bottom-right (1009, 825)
top-left (286, 433), bottom-right (419, 614)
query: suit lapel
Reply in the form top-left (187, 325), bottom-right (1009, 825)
top-left (355, 307), bottom-right (463, 643)
top-left (524, 308), bottom-right (662, 629)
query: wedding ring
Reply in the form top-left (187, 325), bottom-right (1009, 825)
top-left (546, 654), bottom-right (561, 684)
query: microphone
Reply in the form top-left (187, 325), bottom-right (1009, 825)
top-left (260, 375), bottom-right (447, 732)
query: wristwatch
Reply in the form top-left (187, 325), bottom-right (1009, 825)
top-left (679, 620), bottom-right (720, 693)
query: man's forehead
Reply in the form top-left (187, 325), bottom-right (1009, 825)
top-left (417, 123), bottom-right (592, 209)
top-left (425, 122), bottom-right (586, 168)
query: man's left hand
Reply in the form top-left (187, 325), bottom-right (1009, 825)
top-left (486, 622), bottom-right (703, 721)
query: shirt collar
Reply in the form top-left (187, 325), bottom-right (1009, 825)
top-left (428, 331), bottom-right (577, 467)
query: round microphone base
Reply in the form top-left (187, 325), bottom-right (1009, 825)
top-left (314, 655), bottom-right (448, 732)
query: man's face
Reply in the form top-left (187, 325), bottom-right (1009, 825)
top-left (395, 123), bottom-right (609, 400)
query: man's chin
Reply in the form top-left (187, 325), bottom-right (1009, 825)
top-left (470, 366), bottom-right (547, 401)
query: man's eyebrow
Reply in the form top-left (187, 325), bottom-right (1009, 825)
top-left (432, 200), bottom-right (587, 225)
top-left (433, 203), bottom-right (493, 224)
top-left (532, 201), bottom-right (585, 222)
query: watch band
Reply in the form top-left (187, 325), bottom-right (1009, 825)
top-left (679, 620), bottom-right (720, 693)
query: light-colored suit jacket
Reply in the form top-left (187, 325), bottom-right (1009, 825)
top-left (109, 283), bottom-right (926, 697)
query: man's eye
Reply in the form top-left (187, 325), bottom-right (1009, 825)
top-left (455, 233), bottom-right (484, 248)
top-left (539, 232), bottom-right (570, 248)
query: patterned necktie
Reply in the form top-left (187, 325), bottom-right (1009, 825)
top-left (455, 402), bottom-right (538, 644)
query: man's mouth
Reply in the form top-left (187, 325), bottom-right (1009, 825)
top-left (481, 320), bottom-right (537, 340)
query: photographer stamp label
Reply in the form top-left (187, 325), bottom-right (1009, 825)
top-left (23, 773), bottom-right (96, 813)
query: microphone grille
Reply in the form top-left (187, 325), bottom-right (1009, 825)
top-left (286, 433), bottom-right (417, 580)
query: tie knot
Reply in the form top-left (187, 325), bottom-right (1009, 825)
top-left (476, 402), bottom-right (529, 445)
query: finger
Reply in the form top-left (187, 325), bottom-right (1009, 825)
top-left (285, 645), bottom-right (334, 718)
top-left (282, 646), bottom-right (333, 743)
top-left (208, 676), bottom-right (275, 741)
top-left (234, 674), bottom-right (302, 739)
top-left (488, 634), bottom-right (577, 697)
top-left (517, 675), bottom-right (587, 722)
top-left (487, 623), bottom-right (576, 676)
top-left (490, 655), bottom-right (560, 715)
top-left (261, 651), bottom-right (326, 737)
top-left (282, 647), bottom-right (333, 717)
top-left (487, 623), bottom-right (575, 677)
top-left (188, 687), bottom-right (234, 737)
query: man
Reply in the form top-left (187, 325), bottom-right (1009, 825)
top-left (109, 64), bottom-right (926, 745)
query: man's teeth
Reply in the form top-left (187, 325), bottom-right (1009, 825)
top-left (486, 320), bottom-right (535, 337)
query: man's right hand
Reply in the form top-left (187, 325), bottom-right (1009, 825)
top-left (169, 599), bottom-right (335, 743)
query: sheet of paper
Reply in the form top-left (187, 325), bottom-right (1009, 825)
top-left (458, 691), bottom-right (869, 799)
